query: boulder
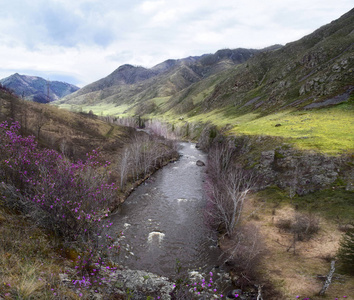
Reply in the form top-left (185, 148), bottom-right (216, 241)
top-left (196, 160), bottom-right (205, 167)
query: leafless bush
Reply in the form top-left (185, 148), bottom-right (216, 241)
top-left (206, 141), bottom-right (256, 236)
top-left (276, 213), bottom-right (319, 241)
top-left (293, 213), bottom-right (320, 241)
top-left (276, 213), bottom-right (320, 254)
top-left (276, 218), bottom-right (293, 231)
top-left (221, 224), bottom-right (266, 281)
top-left (116, 132), bottom-right (178, 190)
top-left (338, 223), bottom-right (354, 233)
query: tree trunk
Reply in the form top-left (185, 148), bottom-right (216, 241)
top-left (319, 260), bottom-right (336, 296)
top-left (256, 285), bottom-right (263, 300)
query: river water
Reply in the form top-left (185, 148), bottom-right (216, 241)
top-left (109, 142), bottom-right (222, 278)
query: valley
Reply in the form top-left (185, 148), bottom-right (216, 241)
top-left (0, 7), bottom-right (353, 300)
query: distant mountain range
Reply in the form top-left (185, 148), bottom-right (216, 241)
top-left (59, 47), bottom-right (276, 109)
top-left (58, 8), bottom-right (354, 118)
top-left (0, 74), bottom-right (79, 103)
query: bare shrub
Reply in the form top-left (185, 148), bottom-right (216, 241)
top-left (276, 212), bottom-right (320, 254)
top-left (221, 224), bottom-right (266, 282)
top-left (206, 142), bottom-right (255, 236)
top-left (338, 223), bottom-right (354, 233)
top-left (293, 213), bottom-right (320, 241)
top-left (276, 218), bottom-right (293, 231)
top-left (276, 213), bottom-right (319, 241)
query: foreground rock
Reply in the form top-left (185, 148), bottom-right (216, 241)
top-left (92, 268), bottom-right (174, 300)
top-left (62, 266), bottom-right (237, 299)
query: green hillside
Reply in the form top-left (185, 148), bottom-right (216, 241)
top-left (56, 9), bottom-right (354, 154)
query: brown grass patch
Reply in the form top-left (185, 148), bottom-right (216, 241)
top-left (0, 206), bottom-right (82, 299)
top-left (241, 194), bottom-right (354, 299)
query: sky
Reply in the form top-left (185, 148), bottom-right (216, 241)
top-left (0, 0), bottom-right (353, 87)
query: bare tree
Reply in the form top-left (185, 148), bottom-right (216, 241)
top-left (60, 139), bottom-right (68, 156)
top-left (206, 141), bottom-right (255, 236)
top-left (224, 167), bottom-right (254, 234)
top-left (208, 141), bottom-right (235, 180)
top-left (34, 108), bottom-right (47, 140)
top-left (118, 148), bottom-right (131, 189)
top-left (207, 166), bottom-right (254, 236)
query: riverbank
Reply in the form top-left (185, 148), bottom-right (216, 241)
top-left (0, 102), bottom-right (180, 299)
top-left (197, 125), bottom-right (354, 299)
top-left (0, 140), bottom-right (227, 300)
top-left (115, 154), bottom-right (179, 206)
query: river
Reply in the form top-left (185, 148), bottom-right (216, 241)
top-left (109, 142), bottom-right (222, 279)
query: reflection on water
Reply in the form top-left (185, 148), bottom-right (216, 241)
top-left (109, 142), bottom-right (220, 278)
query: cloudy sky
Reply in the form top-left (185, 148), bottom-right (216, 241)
top-left (0, 0), bottom-right (352, 87)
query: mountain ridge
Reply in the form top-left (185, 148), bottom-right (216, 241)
top-left (57, 9), bottom-right (354, 126)
top-left (59, 47), bottom-right (273, 106)
top-left (0, 73), bottom-right (79, 103)
top-left (168, 8), bottom-right (354, 116)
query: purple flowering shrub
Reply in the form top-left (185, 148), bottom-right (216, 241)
top-left (0, 121), bottom-right (117, 242)
top-left (0, 121), bottom-right (123, 293)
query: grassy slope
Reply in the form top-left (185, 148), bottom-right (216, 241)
top-left (59, 93), bottom-right (353, 155)
top-left (0, 92), bottom-right (131, 299)
top-left (186, 101), bottom-right (354, 154)
top-left (57, 52), bottom-right (354, 155)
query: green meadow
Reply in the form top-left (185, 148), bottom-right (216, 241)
top-left (228, 103), bottom-right (354, 154)
top-left (185, 102), bottom-right (354, 155)
top-left (57, 100), bottom-right (354, 155)
top-left (56, 102), bottom-right (133, 116)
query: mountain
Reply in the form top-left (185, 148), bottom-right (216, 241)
top-left (58, 9), bottom-right (353, 120)
top-left (195, 8), bottom-right (354, 114)
top-left (58, 47), bottom-right (272, 109)
top-left (0, 73), bottom-right (79, 103)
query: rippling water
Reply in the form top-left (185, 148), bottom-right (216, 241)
top-left (108, 142), bottom-right (221, 278)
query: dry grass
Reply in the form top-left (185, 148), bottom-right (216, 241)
top-left (0, 205), bottom-right (82, 299)
top-left (1, 95), bottom-right (133, 164)
top-left (242, 195), bottom-right (354, 299)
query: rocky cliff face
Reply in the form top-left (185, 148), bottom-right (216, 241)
top-left (197, 127), bottom-right (353, 195)
top-left (257, 147), bottom-right (353, 195)
top-left (0, 73), bottom-right (79, 103)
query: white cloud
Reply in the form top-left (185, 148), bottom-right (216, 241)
top-left (0, 0), bottom-right (353, 86)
